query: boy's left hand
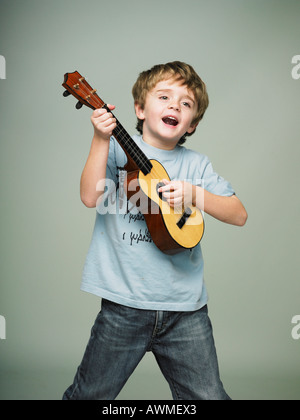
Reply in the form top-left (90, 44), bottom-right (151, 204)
top-left (158, 179), bottom-right (193, 208)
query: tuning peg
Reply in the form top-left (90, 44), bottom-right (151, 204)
top-left (76, 101), bottom-right (83, 109)
top-left (63, 90), bottom-right (71, 97)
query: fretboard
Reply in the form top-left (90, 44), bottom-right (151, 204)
top-left (103, 105), bottom-right (153, 175)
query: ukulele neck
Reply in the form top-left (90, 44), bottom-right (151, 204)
top-left (102, 105), bottom-right (152, 175)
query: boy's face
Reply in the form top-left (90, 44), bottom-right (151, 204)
top-left (135, 78), bottom-right (198, 149)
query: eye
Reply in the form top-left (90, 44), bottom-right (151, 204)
top-left (182, 102), bottom-right (191, 108)
top-left (159, 95), bottom-right (169, 100)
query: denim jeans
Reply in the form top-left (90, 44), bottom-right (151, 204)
top-left (63, 299), bottom-right (230, 400)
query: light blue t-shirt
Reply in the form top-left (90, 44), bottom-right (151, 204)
top-left (81, 134), bottom-right (235, 311)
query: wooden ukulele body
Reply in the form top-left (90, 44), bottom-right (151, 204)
top-left (124, 157), bottom-right (204, 254)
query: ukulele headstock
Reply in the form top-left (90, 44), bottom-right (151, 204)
top-left (62, 71), bottom-right (104, 110)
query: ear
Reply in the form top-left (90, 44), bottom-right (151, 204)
top-left (134, 102), bottom-right (145, 120)
top-left (186, 121), bottom-right (199, 134)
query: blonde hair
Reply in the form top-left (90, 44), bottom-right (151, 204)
top-left (132, 61), bottom-right (209, 144)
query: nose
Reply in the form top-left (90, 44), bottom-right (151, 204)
top-left (169, 100), bottom-right (180, 111)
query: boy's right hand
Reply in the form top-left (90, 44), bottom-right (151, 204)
top-left (91, 104), bottom-right (117, 140)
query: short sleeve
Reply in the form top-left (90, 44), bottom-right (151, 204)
top-left (201, 157), bottom-right (235, 197)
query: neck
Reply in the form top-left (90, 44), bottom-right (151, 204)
top-left (141, 135), bottom-right (178, 151)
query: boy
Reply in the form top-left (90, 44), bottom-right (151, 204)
top-left (63, 61), bottom-right (247, 400)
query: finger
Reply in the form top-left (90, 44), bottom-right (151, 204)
top-left (163, 186), bottom-right (182, 197)
top-left (93, 113), bottom-right (116, 133)
top-left (163, 192), bottom-right (181, 203)
top-left (95, 104), bottom-right (115, 113)
top-left (100, 112), bottom-right (116, 124)
top-left (98, 119), bottom-right (117, 132)
top-left (93, 109), bottom-right (116, 127)
top-left (92, 104), bottom-right (116, 117)
top-left (168, 197), bottom-right (184, 208)
top-left (92, 108), bottom-right (106, 118)
top-left (158, 180), bottom-right (173, 192)
top-left (173, 197), bottom-right (184, 205)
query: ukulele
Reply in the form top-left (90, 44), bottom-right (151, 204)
top-left (62, 71), bottom-right (204, 254)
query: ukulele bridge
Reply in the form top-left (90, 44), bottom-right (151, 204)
top-left (176, 207), bottom-right (192, 229)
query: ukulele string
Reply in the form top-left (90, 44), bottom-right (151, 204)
top-left (111, 114), bottom-right (172, 197)
top-left (109, 112), bottom-right (164, 181)
top-left (115, 124), bottom-right (164, 184)
top-left (73, 81), bottom-right (166, 190)
top-left (113, 120), bottom-right (153, 174)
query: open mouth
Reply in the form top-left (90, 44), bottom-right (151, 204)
top-left (162, 116), bottom-right (178, 127)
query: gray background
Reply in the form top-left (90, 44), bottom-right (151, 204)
top-left (0, 0), bottom-right (299, 400)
